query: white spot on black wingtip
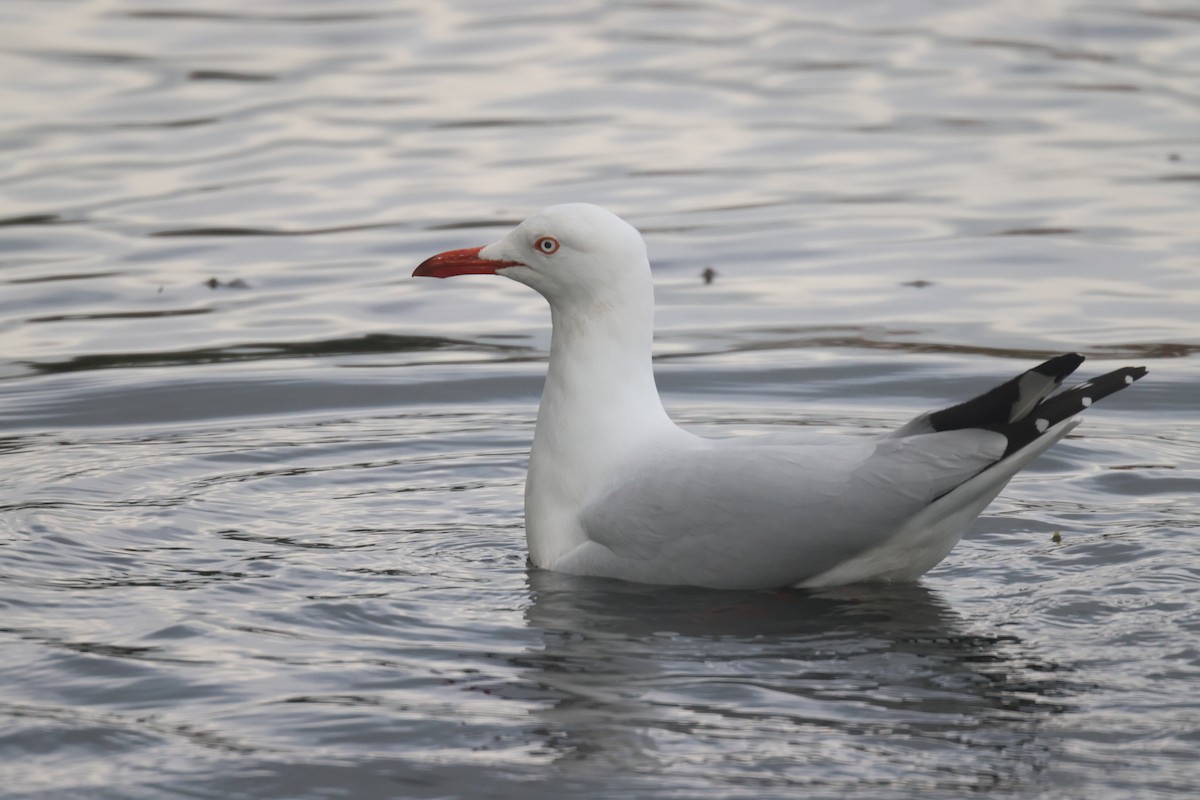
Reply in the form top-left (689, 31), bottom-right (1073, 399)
top-left (1124, 374), bottom-right (1133, 384)
top-left (1082, 396), bottom-right (1092, 407)
top-left (1035, 418), bottom-right (1049, 433)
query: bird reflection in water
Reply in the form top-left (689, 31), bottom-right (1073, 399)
top-left (509, 570), bottom-right (1078, 793)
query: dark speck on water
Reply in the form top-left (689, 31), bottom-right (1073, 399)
top-left (1, 1), bottom-right (1197, 799)
top-left (205, 277), bottom-right (251, 290)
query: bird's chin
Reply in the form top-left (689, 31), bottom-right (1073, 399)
top-left (495, 264), bottom-right (538, 287)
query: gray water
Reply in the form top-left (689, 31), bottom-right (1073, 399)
top-left (2, 1), bottom-right (1199, 797)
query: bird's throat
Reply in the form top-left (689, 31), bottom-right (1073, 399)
top-left (523, 300), bottom-right (674, 566)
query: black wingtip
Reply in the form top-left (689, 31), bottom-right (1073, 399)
top-left (1035, 352), bottom-right (1085, 380)
top-left (1067, 365), bottom-right (1148, 399)
top-left (920, 353), bottom-right (1147, 457)
top-left (929, 352), bottom-right (1085, 434)
top-left (999, 363), bottom-right (1147, 456)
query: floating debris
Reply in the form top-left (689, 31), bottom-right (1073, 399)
top-left (205, 277), bottom-right (251, 290)
top-left (701, 266), bottom-right (717, 285)
top-left (1051, 530), bottom-right (1062, 543)
top-left (902, 279), bottom-right (933, 288)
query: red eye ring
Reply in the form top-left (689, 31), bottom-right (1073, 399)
top-left (534, 236), bottom-right (560, 255)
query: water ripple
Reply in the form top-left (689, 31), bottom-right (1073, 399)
top-left (1, 0), bottom-right (1198, 797)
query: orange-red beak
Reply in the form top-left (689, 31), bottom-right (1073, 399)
top-left (412, 246), bottom-right (521, 278)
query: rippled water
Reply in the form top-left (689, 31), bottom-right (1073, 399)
top-left (2, 1), bottom-right (1199, 797)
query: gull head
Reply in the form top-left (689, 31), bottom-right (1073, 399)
top-left (414, 204), bottom-right (650, 310)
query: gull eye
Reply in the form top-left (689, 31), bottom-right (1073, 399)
top-left (534, 236), bottom-right (560, 255)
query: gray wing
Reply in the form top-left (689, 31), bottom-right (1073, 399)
top-left (572, 430), bottom-right (1005, 589)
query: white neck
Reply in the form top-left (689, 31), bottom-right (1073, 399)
top-left (523, 285), bottom-right (678, 566)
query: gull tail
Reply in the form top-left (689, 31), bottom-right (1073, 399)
top-left (890, 353), bottom-right (1148, 455)
top-left (825, 355), bottom-right (1148, 587)
top-left (993, 363), bottom-right (1148, 455)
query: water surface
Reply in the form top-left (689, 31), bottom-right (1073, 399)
top-left (2, 1), bottom-right (1199, 798)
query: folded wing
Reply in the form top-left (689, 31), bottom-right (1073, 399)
top-left (572, 429), bottom-right (1005, 589)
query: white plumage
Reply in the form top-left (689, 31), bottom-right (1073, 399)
top-left (415, 203), bottom-right (1145, 589)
